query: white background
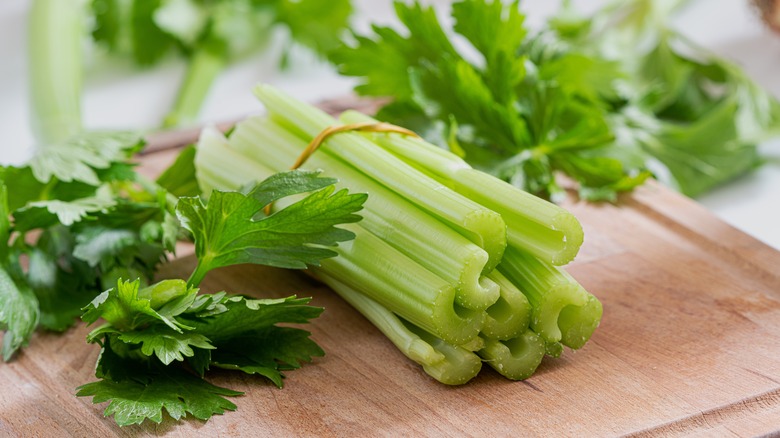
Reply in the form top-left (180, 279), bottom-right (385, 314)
top-left (1, 0), bottom-right (778, 250)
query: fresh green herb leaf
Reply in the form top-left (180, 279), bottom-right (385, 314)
top-left (28, 131), bottom-right (142, 185)
top-left (77, 361), bottom-right (241, 426)
top-left (118, 326), bottom-right (215, 365)
top-left (177, 170), bottom-right (366, 286)
top-left (156, 145), bottom-right (201, 198)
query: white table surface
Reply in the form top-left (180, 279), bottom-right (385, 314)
top-left (1, 0), bottom-right (778, 250)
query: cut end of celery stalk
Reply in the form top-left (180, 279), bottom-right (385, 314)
top-left (479, 331), bottom-right (546, 380)
top-left (531, 282), bottom-right (601, 349)
top-left (550, 212), bottom-right (585, 265)
top-left (462, 209), bottom-right (507, 273)
top-left (481, 271), bottom-right (531, 341)
top-left (403, 321), bottom-right (483, 385)
top-left (558, 293), bottom-right (603, 350)
top-left (319, 274), bottom-right (446, 365)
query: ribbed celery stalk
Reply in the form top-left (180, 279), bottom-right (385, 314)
top-left (226, 116), bottom-right (500, 310)
top-left (478, 331), bottom-right (546, 380)
top-left (339, 111), bottom-right (583, 266)
top-left (253, 85), bottom-right (507, 272)
top-left (481, 271), bottom-right (531, 341)
top-left (163, 49), bottom-right (226, 128)
top-left (28, 0), bottom-right (83, 144)
top-left (196, 129), bottom-right (484, 345)
top-left (315, 225), bottom-right (484, 345)
top-left (194, 128), bottom-right (276, 193)
top-left (320, 274), bottom-right (481, 385)
top-left (498, 246), bottom-right (602, 349)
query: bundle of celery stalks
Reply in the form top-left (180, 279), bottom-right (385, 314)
top-left (195, 85), bottom-right (602, 385)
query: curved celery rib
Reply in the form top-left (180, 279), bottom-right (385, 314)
top-left (339, 111), bottom-right (583, 266)
top-left (478, 331), bottom-right (546, 380)
top-left (29, 0), bottom-right (83, 144)
top-left (498, 246), bottom-right (602, 350)
top-left (227, 117), bottom-right (500, 311)
top-left (319, 274), bottom-right (481, 385)
top-left (318, 274), bottom-right (443, 364)
top-left (195, 127), bottom-right (278, 194)
top-left (253, 85), bottom-right (507, 272)
top-left (316, 225), bottom-right (483, 345)
top-left (481, 270), bottom-right (531, 341)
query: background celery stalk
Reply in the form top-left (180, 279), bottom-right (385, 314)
top-left (163, 49), bottom-right (226, 129)
top-left (498, 246), bottom-right (602, 349)
top-left (321, 274), bottom-right (482, 385)
top-left (226, 116), bottom-right (500, 310)
top-left (340, 111), bottom-right (584, 266)
top-left (28, 0), bottom-right (83, 144)
top-left (478, 331), bottom-right (546, 380)
top-left (253, 85), bottom-right (507, 272)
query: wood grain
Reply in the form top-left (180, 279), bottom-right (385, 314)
top-left (3, 116), bottom-right (780, 437)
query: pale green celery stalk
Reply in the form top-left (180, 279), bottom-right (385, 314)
top-left (498, 246), bottom-right (602, 350)
top-left (340, 111), bottom-right (584, 266)
top-left (315, 224), bottom-right (484, 345)
top-left (195, 129), bottom-right (484, 345)
top-left (478, 330), bottom-right (546, 380)
top-left (481, 270), bottom-right (531, 341)
top-left (194, 127), bottom-right (277, 194)
top-left (163, 49), bottom-right (226, 129)
top-left (28, 0), bottom-right (83, 144)
top-left (252, 85), bottom-right (507, 272)
top-left (227, 116), bottom-right (500, 310)
top-left (319, 274), bottom-right (481, 385)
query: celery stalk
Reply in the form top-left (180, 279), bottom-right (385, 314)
top-left (28, 0), bottom-right (83, 144)
top-left (481, 270), bottom-right (531, 341)
top-left (315, 224), bottom-right (484, 345)
top-left (163, 49), bottom-right (225, 129)
top-left (194, 127), bottom-right (279, 194)
top-left (498, 246), bottom-right (602, 349)
top-left (320, 274), bottom-right (482, 385)
top-left (478, 330), bottom-right (546, 380)
top-left (339, 111), bottom-right (584, 266)
top-left (252, 85), bottom-right (507, 272)
top-left (227, 116), bottom-right (500, 310)
top-left (196, 129), bottom-right (484, 344)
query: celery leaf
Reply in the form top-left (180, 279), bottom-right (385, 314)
top-left (77, 362), bottom-right (241, 426)
top-left (177, 170), bottom-right (366, 284)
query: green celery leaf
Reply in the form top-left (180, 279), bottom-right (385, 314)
top-left (0, 166), bottom-right (47, 211)
top-left (82, 279), bottom-right (189, 332)
top-left (28, 131), bottom-right (142, 186)
top-left (0, 265), bottom-right (40, 361)
top-left (27, 242), bottom-right (98, 332)
top-left (77, 365), bottom-right (241, 426)
top-left (118, 326), bottom-right (215, 365)
top-left (91, 0), bottom-right (122, 50)
top-left (209, 326), bottom-right (323, 388)
top-left (187, 347), bottom-right (213, 376)
top-left (183, 295), bottom-right (324, 387)
top-left (0, 186), bottom-right (40, 360)
top-left (156, 145), bottom-right (201, 198)
top-left (130, 0), bottom-right (175, 66)
top-left (14, 185), bottom-right (116, 230)
top-left (276, 0), bottom-right (352, 55)
top-left (177, 172), bottom-right (365, 284)
top-left (186, 296), bottom-right (323, 341)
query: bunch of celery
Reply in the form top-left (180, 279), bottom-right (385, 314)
top-left (194, 85), bottom-right (602, 384)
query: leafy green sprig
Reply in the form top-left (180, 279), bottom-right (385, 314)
top-left (330, 0), bottom-right (780, 201)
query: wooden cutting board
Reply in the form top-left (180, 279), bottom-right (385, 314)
top-left (2, 113), bottom-right (779, 437)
